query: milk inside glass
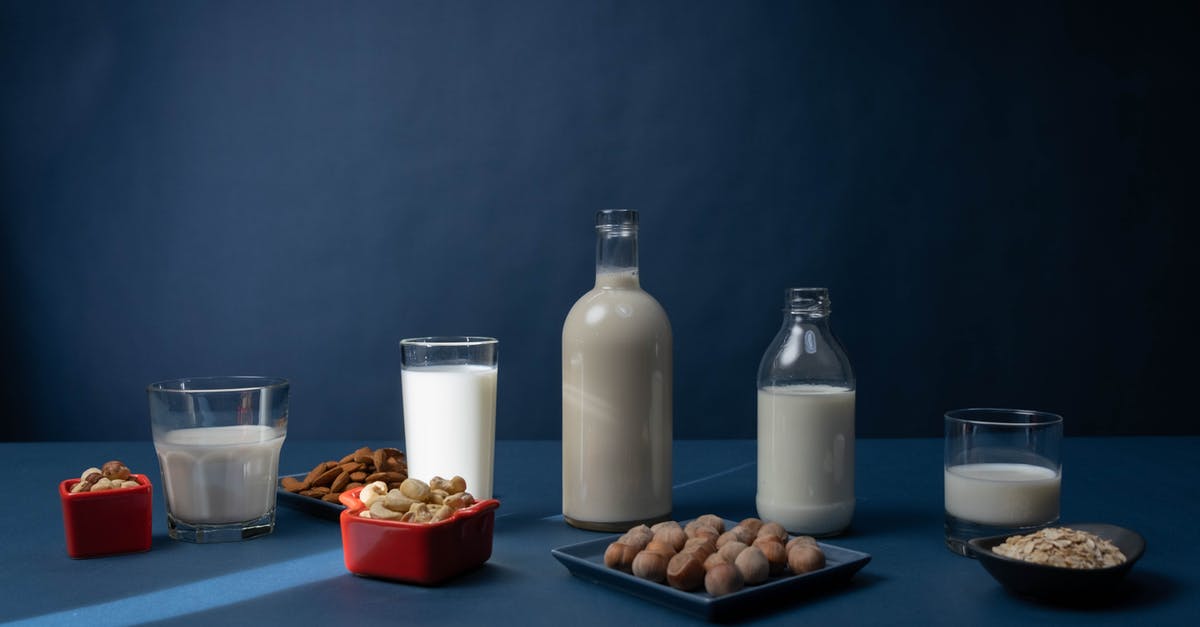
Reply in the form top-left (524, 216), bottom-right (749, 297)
top-left (402, 364), bottom-right (497, 499)
top-left (154, 424), bottom-right (285, 524)
top-left (756, 385), bottom-right (855, 535)
top-left (944, 463), bottom-right (1060, 526)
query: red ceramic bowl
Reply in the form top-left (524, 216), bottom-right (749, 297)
top-left (58, 474), bottom-right (153, 559)
top-left (339, 485), bottom-right (500, 584)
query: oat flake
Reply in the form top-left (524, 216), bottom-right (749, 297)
top-left (992, 527), bottom-right (1126, 569)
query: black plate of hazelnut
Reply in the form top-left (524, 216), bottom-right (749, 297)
top-left (551, 515), bottom-right (870, 621)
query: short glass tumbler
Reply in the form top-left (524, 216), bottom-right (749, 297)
top-left (944, 408), bottom-right (1062, 556)
top-left (148, 376), bottom-right (289, 543)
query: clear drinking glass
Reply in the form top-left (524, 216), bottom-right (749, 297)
top-left (148, 376), bottom-right (289, 543)
top-left (944, 408), bottom-right (1063, 556)
top-left (400, 337), bottom-right (498, 500)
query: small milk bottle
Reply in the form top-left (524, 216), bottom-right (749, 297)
top-left (562, 209), bottom-right (673, 531)
top-left (756, 287), bottom-right (856, 536)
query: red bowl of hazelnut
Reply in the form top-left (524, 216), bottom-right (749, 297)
top-left (338, 476), bottom-right (499, 585)
top-left (58, 461), bottom-right (152, 559)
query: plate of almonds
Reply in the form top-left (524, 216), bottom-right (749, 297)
top-left (551, 515), bottom-right (870, 621)
top-left (277, 446), bottom-right (408, 520)
top-left (967, 523), bottom-right (1145, 598)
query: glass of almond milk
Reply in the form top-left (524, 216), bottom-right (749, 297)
top-left (400, 337), bottom-right (497, 500)
top-left (148, 377), bottom-right (289, 543)
top-left (944, 408), bottom-right (1063, 556)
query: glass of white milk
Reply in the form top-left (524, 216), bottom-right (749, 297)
top-left (400, 337), bottom-right (497, 500)
top-left (944, 408), bottom-right (1063, 556)
top-left (148, 377), bottom-right (289, 543)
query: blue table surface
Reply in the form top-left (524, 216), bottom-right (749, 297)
top-left (5, 438), bottom-right (1197, 626)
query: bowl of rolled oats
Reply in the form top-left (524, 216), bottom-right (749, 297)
top-left (967, 523), bottom-right (1144, 597)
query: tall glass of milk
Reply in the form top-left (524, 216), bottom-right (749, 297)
top-left (944, 408), bottom-right (1063, 556)
top-left (148, 376), bottom-right (289, 543)
top-left (400, 337), bottom-right (498, 500)
top-left (756, 288), bottom-right (856, 536)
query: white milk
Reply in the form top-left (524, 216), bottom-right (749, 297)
top-left (756, 385), bottom-right (855, 535)
top-left (154, 424), bottom-right (285, 524)
top-left (401, 364), bottom-right (497, 499)
top-left (562, 270), bottom-right (673, 528)
top-left (944, 463), bottom-right (1061, 526)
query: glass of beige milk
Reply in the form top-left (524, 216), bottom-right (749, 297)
top-left (148, 377), bottom-right (289, 543)
top-left (944, 408), bottom-right (1063, 556)
top-left (400, 337), bottom-right (497, 500)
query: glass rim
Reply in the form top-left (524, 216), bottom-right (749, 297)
top-left (147, 376), bottom-right (290, 394)
top-left (399, 336), bottom-right (498, 348)
top-left (944, 407), bottom-right (1063, 427)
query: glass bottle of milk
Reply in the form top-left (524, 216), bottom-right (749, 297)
top-left (562, 209), bottom-right (673, 531)
top-left (756, 287), bottom-right (856, 536)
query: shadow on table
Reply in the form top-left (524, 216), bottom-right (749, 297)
top-left (136, 561), bottom-right (527, 626)
top-left (841, 502), bottom-right (938, 538)
top-left (714, 571), bottom-right (885, 624)
top-left (1002, 569), bottom-right (1182, 611)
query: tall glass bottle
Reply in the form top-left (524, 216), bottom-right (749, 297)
top-left (562, 209), bottom-right (673, 531)
top-left (756, 287), bottom-right (856, 536)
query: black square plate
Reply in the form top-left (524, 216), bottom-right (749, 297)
top-left (275, 472), bottom-right (345, 520)
top-left (551, 521), bottom-right (870, 621)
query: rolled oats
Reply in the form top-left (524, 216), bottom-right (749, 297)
top-left (992, 527), bottom-right (1126, 569)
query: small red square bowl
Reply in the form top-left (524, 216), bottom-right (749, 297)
top-left (338, 485), bottom-right (500, 585)
top-left (58, 474), bottom-right (153, 559)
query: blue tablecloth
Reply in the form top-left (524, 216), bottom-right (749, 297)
top-left (6, 438), bottom-right (1196, 625)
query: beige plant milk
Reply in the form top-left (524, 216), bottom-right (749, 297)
top-left (562, 269), bottom-right (672, 530)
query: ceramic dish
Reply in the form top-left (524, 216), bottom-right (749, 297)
top-left (59, 474), bottom-right (153, 559)
top-left (967, 522), bottom-right (1145, 598)
top-left (338, 485), bottom-right (501, 585)
top-left (551, 521), bottom-right (871, 621)
top-left (275, 473), bottom-right (346, 520)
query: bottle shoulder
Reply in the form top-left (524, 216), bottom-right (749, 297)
top-left (563, 286), bottom-right (672, 339)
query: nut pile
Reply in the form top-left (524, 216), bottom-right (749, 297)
top-left (281, 446), bottom-right (407, 504)
top-left (69, 461), bottom-right (140, 493)
top-left (357, 476), bottom-right (477, 523)
top-left (992, 527), bottom-right (1127, 569)
top-left (604, 515), bottom-right (827, 597)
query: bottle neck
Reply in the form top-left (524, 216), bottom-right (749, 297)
top-left (595, 227), bottom-right (639, 288)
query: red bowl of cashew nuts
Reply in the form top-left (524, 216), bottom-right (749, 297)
top-left (338, 484), bottom-right (500, 585)
top-left (59, 473), bottom-right (153, 559)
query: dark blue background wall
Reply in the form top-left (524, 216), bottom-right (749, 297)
top-left (2, 1), bottom-right (1194, 440)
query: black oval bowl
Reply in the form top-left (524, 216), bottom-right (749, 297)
top-left (967, 523), bottom-right (1145, 598)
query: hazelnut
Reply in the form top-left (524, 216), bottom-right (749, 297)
top-left (695, 514), bottom-right (725, 534)
top-left (683, 537), bottom-right (717, 558)
top-left (758, 521), bottom-right (787, 542)
top-left (687, 524), bottom-right (720, 542)
top-left (604, 542), bottom-right (640, 571)
top-left (621, 525), bottom-right (654, 550)
top-left (753, 537), bottom-right (788, 575)
top-left (704, 563), bottom-right (744, 597)
top-left (788, 544), bottom-right (826, 574)
top-left (667, 551), bottom-right (706, 591)
top-left (738, 517), bottom-right (764, 536)
top-left (703, 552), bottom-right (727, 572)
top-left (644, 539), bottom-right (677, 558)
top-left (731, 525), bottom-right (757, 544)
top-left (651, 520), bottom-right (682, 534)
top-left (632, 550), bottom-right (669, 583)
top-left (786, 535), bottom-right (817, 553)
top-left (654, 526), bottom-right (687, 552)
top-left (101, 460), bottom-right (131, 481)
top-left (734, 546), bottom-right (770, 585)
top-left (717, 540), bottom-right (748, 563)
